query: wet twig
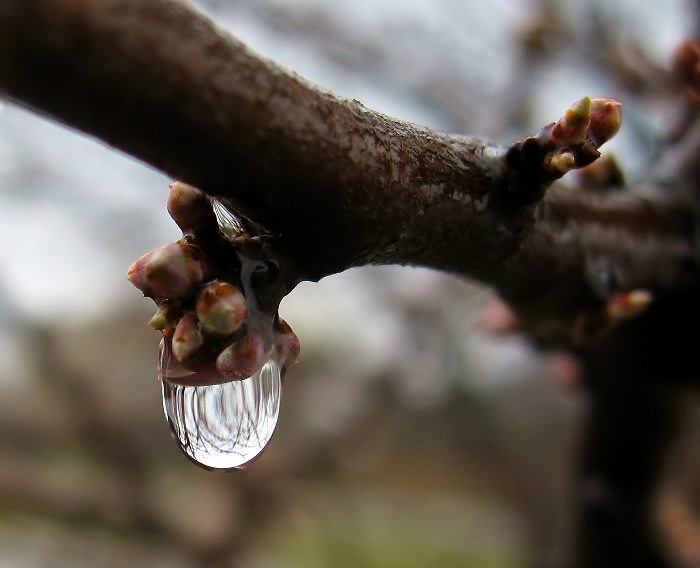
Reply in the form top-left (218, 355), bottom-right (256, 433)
top-left (0, 1), bottom-right (699, 565)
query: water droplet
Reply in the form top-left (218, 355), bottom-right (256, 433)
top-left (159, 339), bottom-right (282, 470)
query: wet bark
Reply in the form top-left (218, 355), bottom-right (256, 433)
top-left (1, 1), bottom-right (699, 566)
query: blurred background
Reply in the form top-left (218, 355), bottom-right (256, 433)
top-left (0, 0), bottom-right (696, 566)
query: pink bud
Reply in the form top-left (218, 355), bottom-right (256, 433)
top-left (167, 182), bottom-right (217, 233)
top-left (196, 280), bottom-right (247, 336)
top-left (216, 330), bottom-right (265, 381)
top-left (127, 242), bottom-right (204, 299)
top-left (588, 98), bottom-right (623, 147)
top-left (172, 312), bottom-right (204, 363)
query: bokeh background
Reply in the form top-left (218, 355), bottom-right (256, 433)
top-left (0, 1), bottom-right (696, 566)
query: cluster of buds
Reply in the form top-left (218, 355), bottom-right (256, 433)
top-left (501, 96), bottom-right (623, 206)
top-left (544, 96), bottom-right (623, 176)
top-left (128, 182), bottom-right (300, 387)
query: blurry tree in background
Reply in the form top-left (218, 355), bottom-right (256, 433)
top-left (0, 1), bottom-right (699, 567)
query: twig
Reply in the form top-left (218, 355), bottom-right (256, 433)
top-left (1, 2), bottom-right (699, 566)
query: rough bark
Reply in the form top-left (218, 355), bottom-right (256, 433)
top-left (0, 1), bottom-right (694, 342)
top-left (0, 0), bottom-right (508, 281)
top-left (1, 1), bottom-right (699, 566)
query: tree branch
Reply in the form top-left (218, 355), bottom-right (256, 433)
top-left (0, 0), bottom-right (509, 280)
top-left (2, 1), bottom-right (700, 566)
top-left (0, 0), bottom-right (696, 457)
top-left (1, 1), bottom-right (694, 348)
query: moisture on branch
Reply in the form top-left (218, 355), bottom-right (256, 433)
top-left (2, 1), bottom-right (700, 566)
top-left (0, 0), bottom-right (696, 349)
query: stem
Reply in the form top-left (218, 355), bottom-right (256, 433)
top-left (1, 1), bottom-right (700, 566)
top-left (0, 0), bottom-right (693, 319)
top-left (0, 0), bottom-right (507, 279)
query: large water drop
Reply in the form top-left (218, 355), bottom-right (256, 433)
top-left (160, 341), bottom-right (282, 470)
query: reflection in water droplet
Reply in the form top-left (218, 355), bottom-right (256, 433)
top-left (160, 355), bottom-right (282, 470)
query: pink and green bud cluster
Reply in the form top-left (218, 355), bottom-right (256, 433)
top-left (533, 96), bottom-right (624, 181)
top-left (162, 279), bottom-right (249, 366)
top-left (549, 96), bottom-right (622, 150)
top-left (162, 306), bottom-right (301, 384)
top-left (129, 181), bottom-right (301, 387)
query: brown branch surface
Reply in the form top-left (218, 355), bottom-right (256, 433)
top-left (0, 0), bottom-right (695, 348)
top-left (0, 0), bottom-right (510, 281)
top-left (2, 2), bottom-right (700, 567)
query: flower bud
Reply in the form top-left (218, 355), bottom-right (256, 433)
top-left (196, 280), bottom-right (247, 336)
top-left (216, 330), bottom-right (265, 381)
top-left (127, 242), bottom-right (204, 299)
top-left (167, 182), bottom-right (217, 233)
top-left (275, 318), bottom-right (300, 366)
top-left (550, 96), bottom-right (591, 146)
top-left (148, 305), bottom-right (173, 330)
top-left (172, 312), bottom-right (204, 363)
top-left (588, 98), bottom-right (623, 147)
top-left (545, 150), bottom-right (576, 175)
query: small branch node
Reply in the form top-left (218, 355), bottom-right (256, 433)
top-left (499, 97), bottom-right (623, 208)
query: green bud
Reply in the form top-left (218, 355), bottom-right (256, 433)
top-left (545, 150), bottom-right (576, 175)
top-left (196, 280), bottom-right (247, 336)
top-left (550, 96), bottom-right (591, 146)
top-left (148, 305), bottom-right (172, 330)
